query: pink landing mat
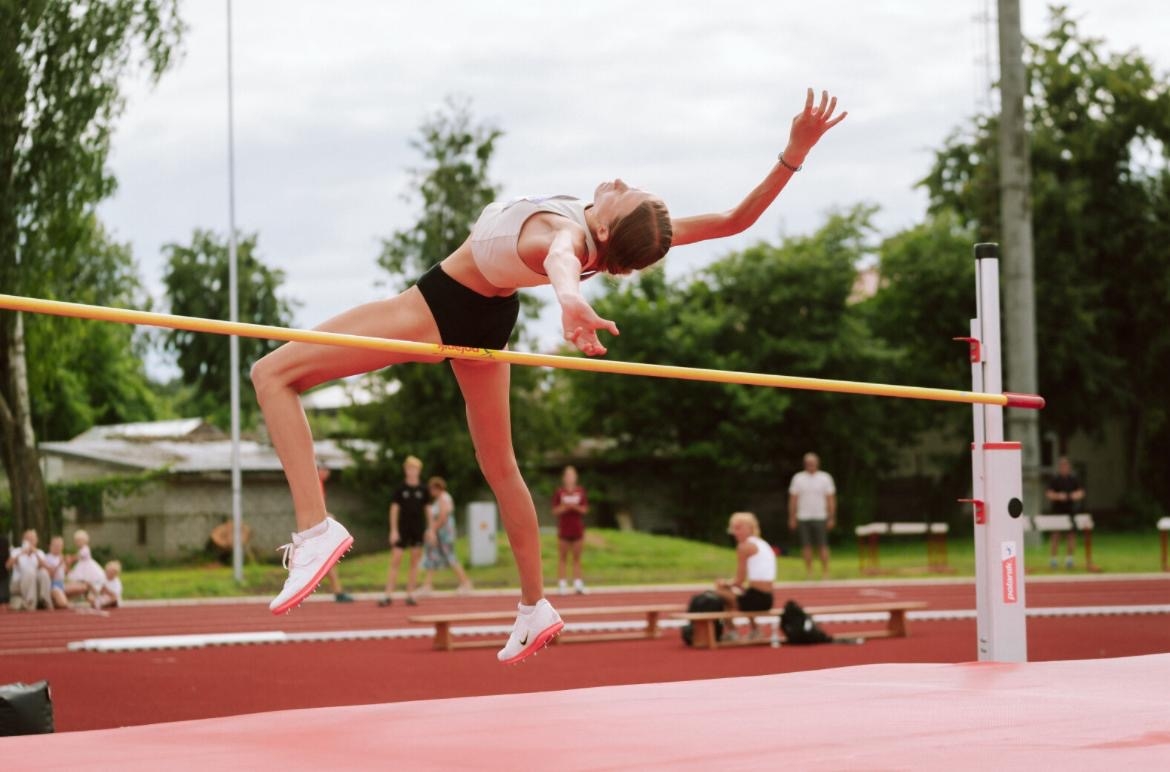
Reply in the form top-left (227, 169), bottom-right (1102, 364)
top-left (5, 653), bottom-right (1169, 770)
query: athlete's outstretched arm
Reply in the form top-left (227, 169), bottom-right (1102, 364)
top-left (543, 228), bottom-right (619, 357)
top-left (671, 88), bottom-right (846, 248)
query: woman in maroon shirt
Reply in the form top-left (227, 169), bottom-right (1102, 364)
top-left (553, 466), bottom-right (589, 594)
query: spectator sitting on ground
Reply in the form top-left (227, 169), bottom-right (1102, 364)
top-left (714, 512), bottom-right (777, 640)
top-left (39, 535), bottom-right (70, 609)
top-left (89, 560), bottom-right (123, 610)
top-left (6, 529), bottom-right (51, 611)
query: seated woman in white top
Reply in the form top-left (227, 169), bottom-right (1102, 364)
top-left (250, 89), bottom-right (845, 664)
top-left (715, 512), bottom-right (777, 637)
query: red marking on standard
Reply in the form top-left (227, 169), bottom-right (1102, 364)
top-left (270, 536), bottom-right (354, 616)
top-left (959, 498), bottom-right (986, 525)
top-left (1001, 542), bottom-right (1019, 604)
top-left (982, 442), bottom-right (1022, 450)
top-left (953, 336), bottom-right (982, 363)
top-left (1005, 392), bottom-right (1045, 410)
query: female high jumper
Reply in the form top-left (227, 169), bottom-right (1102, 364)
top-left (251, 88), bottom-right (846, 664)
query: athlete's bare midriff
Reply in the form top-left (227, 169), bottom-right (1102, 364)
top-left (440, 212), bottom-right (588, 298)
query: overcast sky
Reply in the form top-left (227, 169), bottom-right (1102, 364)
top-left (98, 1), bottom-right (1170, 372)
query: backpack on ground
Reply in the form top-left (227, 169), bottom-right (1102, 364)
top-left (681, 590), bottom-right (726, 646)
top-left (779, 599), bottom-right (834, 645)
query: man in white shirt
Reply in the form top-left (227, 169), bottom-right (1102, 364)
top-left (6, 529), bottom-right (51, 611)
top-left (787, 453), bottom-right (837, 579)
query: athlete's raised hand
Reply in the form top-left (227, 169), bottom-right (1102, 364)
top-left (783, 88), bottom-right (847, 165)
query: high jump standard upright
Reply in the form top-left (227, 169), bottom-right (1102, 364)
top-left (962, 242), bottom-right (1028, 662)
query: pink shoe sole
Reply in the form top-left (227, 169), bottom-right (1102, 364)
top-left (499, 620), bottom-right (565, 665)
top-left (270, 536), bottom-right (354, 616)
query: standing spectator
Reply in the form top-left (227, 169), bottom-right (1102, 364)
top-left (40, 536), bottom-right (70, 609)
top-left (420, 476), bottom-right (474, 595)
top-left (552, 465), bottom-right (589, 595)
top-left (379, 456), bottom-right (427, 607)
top-left (1045, 456), bottom-right (1086, 569)
top-left (317, 463), bottom-right (353, 602)
top-left (714, 512), bottom-right (776, 640)
top-left (6, 529), bottom-right (50, 611)
top-left (788, 452), bottom-right (837, 579)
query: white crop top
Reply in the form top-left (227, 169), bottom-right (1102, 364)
top-left (745, 536), bottom-right (777, 582)
top-left (469, 195), bottom-right (598, 289)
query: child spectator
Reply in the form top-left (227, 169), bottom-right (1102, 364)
top-left (40, 536), bottom-right (69, 609)
top-left (90, 560), bottom-right (123, 610)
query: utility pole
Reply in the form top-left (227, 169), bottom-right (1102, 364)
top-left (996, 0), bottom-right (1042, 515)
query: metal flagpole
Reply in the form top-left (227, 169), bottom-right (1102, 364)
top-left (226, 0), bottom-right (244, 585)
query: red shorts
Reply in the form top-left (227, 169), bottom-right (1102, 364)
top-left (558, 514), bottom-right (584, 542)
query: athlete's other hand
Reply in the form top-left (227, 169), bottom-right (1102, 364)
top-left (560, 294), bottom-right (619, 357)
top-left (783, 88), bottom-right (847, 166)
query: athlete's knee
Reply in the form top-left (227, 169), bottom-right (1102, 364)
top-left (474, 448), bottom-right (521, 487)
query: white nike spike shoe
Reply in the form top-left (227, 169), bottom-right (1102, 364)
top-left (269, 517), bottom-right (353, 615)
top-left (497, 598), bottom-right (564, 664)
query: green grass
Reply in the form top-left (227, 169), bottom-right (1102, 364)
top-left (121, 529), bottom-right (1169, 600)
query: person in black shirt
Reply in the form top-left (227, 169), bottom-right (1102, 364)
top-left (1045, 456), bottom-right (1085, 569)
top-left (379, 456), bottom-right (428, 606)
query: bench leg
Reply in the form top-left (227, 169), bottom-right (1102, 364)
top-left (887, 609), bottom-right (907, 638)
top-left (1162, 532), bottom-right (1169, 572)
top-left (690, 619), bottom-right (718, 649)
top-left (646, 611), bottom-right (660, 639)
top-left (433, 622), bottom-right (452, 651)
top-left (1083, 530), bottom-right (1102, 572)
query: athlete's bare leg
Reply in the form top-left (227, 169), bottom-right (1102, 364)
top-left (451, 359), bottom-right (544, 605)
top-left (251, 287), bottom-right (442, 532)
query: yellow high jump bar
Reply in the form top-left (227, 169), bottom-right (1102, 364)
top-left (0, 293), bottom-right (1044, 409)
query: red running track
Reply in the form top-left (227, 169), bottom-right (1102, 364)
top-left (1, 577), bottom-right (1167, 732)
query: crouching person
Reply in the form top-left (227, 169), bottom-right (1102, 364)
top-left (714, 512), bottom-right (776, 641)
top-left (89, 560), bottom-right (124, 610)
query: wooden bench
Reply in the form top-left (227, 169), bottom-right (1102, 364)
top-left (855, 522), bottom-right (951, 574)
top-left (1027, 513), bottom-right (1100, 571)
top-left (671, 601), bottom-right (929, 650)
top-left (408, 604), bottom-right (683, 651)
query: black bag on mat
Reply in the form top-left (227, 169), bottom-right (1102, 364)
top-left (681, 590), bottom-right (726, 646)
top-left (0, 680), bottom-right (54, 736)
top-left (779, 600), bottom-right (834, 645)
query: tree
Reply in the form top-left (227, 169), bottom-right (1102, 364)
top-left (569, 206), bottom-right (904, 537)
top-left (0, 0), bottom-right (183, 535)
top-left (25, 215), bottom-right (160, 441)
top-left (350, 98), bottom-right (568, 506)
top-left (921, 6), bottom-right (1170, 515)
top-left (162, 229), bottom-right (298, 428)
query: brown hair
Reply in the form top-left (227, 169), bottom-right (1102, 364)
top-left (427, 476), bottom-right (447, 491)
top-left (603, 199), bottom-right (672, 274)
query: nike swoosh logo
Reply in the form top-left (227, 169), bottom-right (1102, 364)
top-left (519, 632), bottom-right (529, 646)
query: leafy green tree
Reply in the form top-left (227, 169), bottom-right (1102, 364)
top-left (25, 216), bottom-right (160, 441)
top-left (0, 0), bottom-right (182, 534)
top-left (350, 98), bottom-right (569, 506)
top-left (921, 6), bottom-right (1170, 513)
top-left (161, 229), bottom-right (298, 428)
top-left (569, 206), bottom-right (903, 537)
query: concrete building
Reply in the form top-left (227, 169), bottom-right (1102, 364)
top-left (36, 419), bottom-right (381, 560)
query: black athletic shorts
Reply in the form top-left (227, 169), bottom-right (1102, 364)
top-left (416, 264), bottom-right (520, 350)
top-left (392, 529), bottom-right (424, 550)
top-left (736, 587), bottom-right (774, 612)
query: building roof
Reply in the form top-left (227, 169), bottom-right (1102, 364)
top-left (41, 419), bottom-right (357, 475)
